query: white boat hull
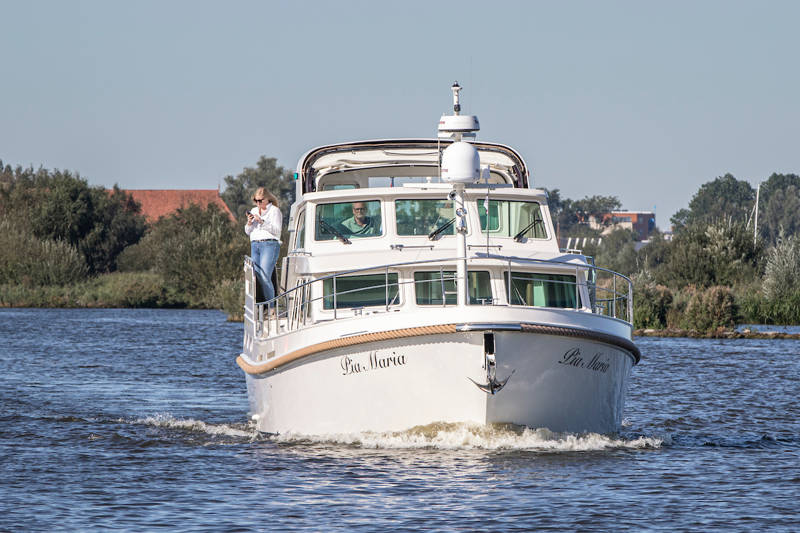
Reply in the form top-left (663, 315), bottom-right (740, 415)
top-left (242, 329), bottom-right (634, 435)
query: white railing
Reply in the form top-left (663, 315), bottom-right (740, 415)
top-left (244, 255), bottom-right (633, 338)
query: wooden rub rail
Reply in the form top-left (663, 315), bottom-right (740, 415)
top-left (519, 323), bottom-right (641, 363)
top-left (237, 324), bottom-right (457, 375)
top-left (237, 322), bottom-right (640, 375)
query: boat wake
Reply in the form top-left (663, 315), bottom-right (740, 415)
top-left (117, 415), bottom-right (799, 452)
top-left (273, 422), bottom-right (663, 451)
top-left (124, 415), bottom-right (664, 451)
top-left (130, 413), bottom-right (261, 443)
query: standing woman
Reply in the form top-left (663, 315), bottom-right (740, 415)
top-left (245, 187), bottom-right (282, 302)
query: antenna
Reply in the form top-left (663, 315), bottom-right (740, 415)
top-left (438, 81), bottom-right (479, 142)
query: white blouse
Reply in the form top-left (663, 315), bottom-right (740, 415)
top-left (245, 203), bottom-right (282, 242)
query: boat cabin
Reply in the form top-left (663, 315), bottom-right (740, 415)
top-left (262, 139), bottom-right (604, 327)
top-left (245, 87), bottom-right (632, 337)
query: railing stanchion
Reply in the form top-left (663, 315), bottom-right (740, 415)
top-left (575, 265), bottom-right (579, 309)
top-left (333, 274), bottom-right (337, 320)
top-left (440, 266), bottom-right (446, 307)
top-left (628, 280), bottom-right (633, 322)
top-left (303, 282), bottom-right (307, 327)
top-left (385, 266), bottom-right (389, 311)
top-left (612, 275), bottom-right (617, 318)
top-left (507, 258), bottom-right (512, 305)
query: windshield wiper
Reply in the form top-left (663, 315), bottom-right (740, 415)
top-left (513, 216), bottom-right (544, 242)
top-left (428, 217), bottom-right (456, 240)
top-left (319, 219), bottom-right (352, 244)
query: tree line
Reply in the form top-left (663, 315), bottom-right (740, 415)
top-left (0, 157), bottom-right (292, 316)
top-left (2, 156), bottom-right (799, 327)
top-left (550, 172), bottom-right (800, 329)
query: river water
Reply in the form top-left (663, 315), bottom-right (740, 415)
top-left (1, 308), bottom-right (798, 531)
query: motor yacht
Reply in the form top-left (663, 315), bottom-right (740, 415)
top-left (237, 83), bottom-right (640, 435)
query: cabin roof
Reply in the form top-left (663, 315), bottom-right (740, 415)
top-left (297, 139), bottom-right (530, 193)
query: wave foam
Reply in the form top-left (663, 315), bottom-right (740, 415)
top-left (274, 422), bottom-right (663, 451)
top-left (132, 413), bottom-right (258, 440)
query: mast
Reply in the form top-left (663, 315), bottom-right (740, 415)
top-left (438, 82), bottom-right (482, 306)
top-left (754, 182), bottom-right (760, 246)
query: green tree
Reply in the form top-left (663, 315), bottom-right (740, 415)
top-left (670, 173), bottom-right (754, 231)
top-left (573, 195), bottom-right (623, 225)
top-left (78, 186), bottom-right (147, 273)
top-left (0, 214), bottom-right (88, 286)
top-left (0, 165), bottom-right (145, 274)
top-left (633, 282), bottom-right (673, 329)
top-left (758, 173), bottom-right (800, 244)
top-left (762, 233), bottom-right (800, 302)
top-left (652, 219), bottom-right (762, 288)
top-left (123, 204), bottom-right (250, 305)
top-left (543, 189), bottom-right (621, 236)
top-left (635, 230), bottom-right (671, 275)
top-left (583, 228), bottom-right (638, 276)
top-left (221, 156), bottom-right (295, 222)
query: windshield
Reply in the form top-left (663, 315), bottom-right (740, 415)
top-left (478, 200), bottom-right (547, 239)
top-left (395, 199), bottom-right (455, 237)
top-left (316, 200), bottom-right (383, 241)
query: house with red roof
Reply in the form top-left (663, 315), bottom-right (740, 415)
top-left (590, 210), bottom-right (656, 241)
top-left (119, 189), bottom-right (236, 224)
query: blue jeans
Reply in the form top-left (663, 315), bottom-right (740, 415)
top-left (251, 240), bottom-right (280, 302)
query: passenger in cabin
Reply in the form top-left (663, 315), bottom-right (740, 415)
top-left (245, 187), bottom-right (282, 302)
top-left (340, 202), bottom-right (380, 237)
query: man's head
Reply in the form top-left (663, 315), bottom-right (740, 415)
top-left (352, 202), bottom-right (368, 225)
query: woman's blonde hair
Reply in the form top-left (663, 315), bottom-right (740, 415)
top-left (253, 187), bottom-right (279, 207)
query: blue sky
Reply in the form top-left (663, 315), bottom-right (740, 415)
top-left (2, 0), bottom-right (798, 229)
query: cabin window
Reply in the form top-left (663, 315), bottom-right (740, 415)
top-left (315, 200), bottom-right (383, 240)
top-left (321, 183), bottom-right (358, 191)
top-left (295, 210), bottom-right (306, 249)
top-left (323, 273), bottom-right (399, 310)
top-left (395, 199), bottom-right (455, 236)
top-left (369, 176), bottom-right (440, 187)
top-left (414, 271), bottom-right (492, 305)
top-left (478, 200), bottom-right (547, 239)
top-left (504, 272), bottom-right (577, 308)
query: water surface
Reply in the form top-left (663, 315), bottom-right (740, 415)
top-left (1, 309), bottom-right (798, 531)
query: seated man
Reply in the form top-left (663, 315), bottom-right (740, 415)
top-left (340, 202), bottom-right (381, 237)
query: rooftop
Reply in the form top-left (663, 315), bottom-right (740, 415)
top-left (120, 189), bottom-right (236, 223)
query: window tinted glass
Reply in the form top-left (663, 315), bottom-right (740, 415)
top-left (296, 210), bottom-right (305, 249)
top-left (323, 273), bottom-right (399, 309)
top-left (478, 200), bottom-right (546, 239)
top-left (414, 271), bottom-right (492, 305)
top-left (321, 184), bottom-right (358, 191)
top-left (396, 199), bottom-right (455, 236)
top-left (316, 200), bottom-right (382, 240)
top-left (503, 272), bottom-right (577, 308)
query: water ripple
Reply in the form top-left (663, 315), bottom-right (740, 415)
top-left (2, 309), bottom-right (799, 532)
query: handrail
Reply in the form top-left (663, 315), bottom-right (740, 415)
top-left (245, 252), bottom-right (634, 337)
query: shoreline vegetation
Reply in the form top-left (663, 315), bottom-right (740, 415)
top-left (0, 272), bottom-right (244, 321)
top-left (635, 328), bottom-right (800, 340)
top-left (2, 160), bottom-right (799, 333)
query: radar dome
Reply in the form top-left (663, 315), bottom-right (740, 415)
top-left (441, 141), bottom-right (480, 183)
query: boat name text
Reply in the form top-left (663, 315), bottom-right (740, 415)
top-left (341, 351), bottom-right (407, 376)
top-left (558, 348), bottom-right (610, 374)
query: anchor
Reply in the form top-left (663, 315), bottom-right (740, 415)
top-left (469, 353), bottom-right (514, 394)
